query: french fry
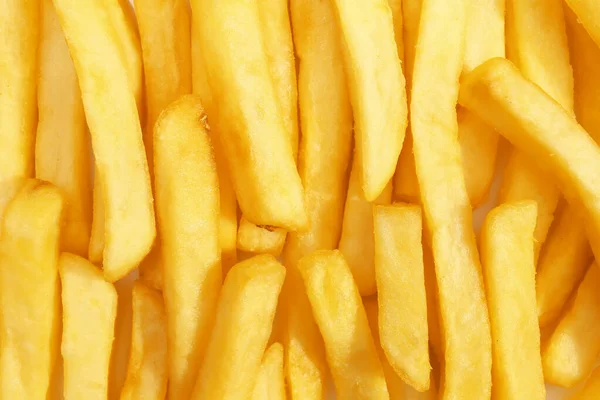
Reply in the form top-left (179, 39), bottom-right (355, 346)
top-left (480, 201), bottom-right (545, 400)
top-left (299, 250), bottom-right (388, 399)
top-left (0, 179), bottom-right (27, 223)
top-left (422, 245), bottom-right (442, 360)
top-left (237, 218), bottom-right (286, 256)
top-left (153, 95), bottom-right (221, 399)
top-left (339, 158), bottom-right (392, 296)
top-left (388, 0), bottom-right (404, 62)
top-left (53, 0), bottom-right (155, 281)
top-left (60, 253), bottom-right (117, 400)
top-left (572, 366), bottom-right (600, 400)
top-left (542, 262), bottom-right (600, 387)
top-left (0, 181), bottom-right (63, 399)
top-left (410, 0), bottom-right (492, 398)
top-left (190, 0), bottom-right (306, 231)
top-left (0, 0), bottom-right (39, 181)
top-left (330, 0), bottom-right (407, 201)
top-left (373, 204), bottom-right (430, 391)
top-left (564, 0), bottom-right (600, 48)
top-left (36, 0), bottom-right (92, 257)
top-left (120, 282), bottom-right (168, 400)
top-left (251, 342), bottom-right (286, 400)
top-left (191, 255), bottom-right (286, 399)
top-left (458, 57), bottom-right (600, 267)
top-left (109, 278), bottom-right (133, 399)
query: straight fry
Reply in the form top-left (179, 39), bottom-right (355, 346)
top-left (564, 0), bottom-right (600, 48)
top-left (109, 279), bottom-right (134, 399)
top-left (251, 342), bottom-right (286, 400)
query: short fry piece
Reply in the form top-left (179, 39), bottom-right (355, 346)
top-left (572, 366), bottom-right (600, 400)
top-left (481, 201), bottom-right (545, 400)
top-left (120, 282), bottom-right (168, 400)
top-left (299, 250), bottom-right (389, 399)
top-left (330, 0), bottom-right (407, 201)
top-left (564, 0), bottom-right (600, 48)
top-left (237, 217), bottom-right (286, 256)
top-left (373, 204), bottom-right (430, 391)
top-left (60, 253), bottom-right (117, 400)
top-left (191, 255), bottom-right (286, 399)
top-left (0, 181), bottom-right (63, 399)
top-left (153, 95), bottom-right (221, 400)
top-left (542, 263), bottom-right (600, 387)
top-left (251, 342), bottom-right (286, 400)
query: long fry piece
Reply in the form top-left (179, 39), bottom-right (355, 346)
top-left (410, 0), bottom-right (492, 397)
top-left (299, 250), bottom-right (389, 399)
top-left (251, 342), bottom-right (286, 400)
top-left (53, 0), bottom-right (155, 281)
top-left (564, 0), bottom-right (600, 48)
top-left (153, 95), bottom-right (221, 400)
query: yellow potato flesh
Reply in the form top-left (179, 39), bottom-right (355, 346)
top-left (573, 366), bottom-right (600, 400)
top-left (536, 204), bottom-right (592, 328)
top-left (542, 263), bottom-right (600, 387)
top-left (410, 0), bottom-right (492, 398)
top-left (458, 57), bottom-right (600, 270)
top-left (153, 95), bottom-right (221, 400)
top-left (565, 0), bottom-right (600, 48)
top-left (36, 0), bottom-right (92, 257)
top-left (330, 0), bottom-right (406, 201)
top-left (60, 253), bottom-right (117, 400)
top-left (480, 201), bottom-right (545, 400)
top-left (191, 254), bottom-right (285, 399)
top-left (120, 282), bottom-right (168, 400)
top-left (251, 342), bottom-right (286, 400)
top-left (339, 158), bottom-right (392, 296)
top-left (0, 181), bottom-right (62, 399)
top-left (237, 217), bottom-right (286, 256)
top-left (299, 250), bottom-right (389, 399)
top-left (53, 0), bottom-right (155, 281)
top-left (190, 0), bottom-right (306, 231)
top-left (0, 0), bottom-right (38, 181)
top-left (373, 204), bottom-right (430, 391)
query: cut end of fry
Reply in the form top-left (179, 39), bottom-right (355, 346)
top-left (237, 217), bottom-right (287, 256)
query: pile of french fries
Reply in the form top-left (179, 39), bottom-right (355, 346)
top-left (3, 0), bottom-right (600, 398)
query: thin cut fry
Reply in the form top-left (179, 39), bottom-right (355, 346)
top-left (299, 250), bottom-right (388, 399)
top-left (60, 253), bottom-right (117, 400)
top-left (410, 0), bottom-right (492, 398)
top-left (153, 95), bottom-right (221, 400)
top-left (251, 342), bottom-right (286, 400)
top-left (0, 181), bottom-right (63, 399)
top-left (564, 0), bottom-right (600, 48)
top-left (480, 201), bottom-right (545, 400)
top-left (572, 366), bottom-right (600, 400)
top-left (53, 0), bottom-right (155, 281)
top-left (330, 0), bottom-right (407, 201)
top-left (191, 255), bottom-right (286, 399)
top-left (542, 263), bottom-right (600, 387)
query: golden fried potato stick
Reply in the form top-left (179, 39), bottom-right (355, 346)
top-left (536, 204), bottom-right (592, 328)
top-left (373, 204), bottom-right (430, 391)
top-left (153, 95), bottom-right (221, 400)
top-left (251, 342), bottom-right (286, 400)
top-left (459, 57), bottom-right (600, 268)
top-left (480, 201), bottom-right (545, 400)
top-left (60, 253), bottom-right (117, 400)
top-left (564, 0), bottom-right (600, 48)
top-left (120, 282), bottom-right (168, 400)
top-left (0, 181), bottom-right (62, 399)
top-left (573, 366), bottom-right (600, 400)
top-left (330, 0), bottom-right (406, 201)
top-left (339, 158), bottom-right (392, 296)
top-left (109, 278), bottom-right (134, 399)
top-left (36, 0), bottom-right (92, 257)
top-left (191, 255), bottom-right (285, 399)
top-left (422, 245), bottom-right (442, 360)
top-left (53, 0), bottom-right (155, 281)
top-left (0, 0), bottom-right (38, 182)
top-left (237, 218), bottom-right (286, 256)
top-left (0, 179), bottom-right (27, 225)
top-left (542, 263), bottom-right (600, 387)
top-left (299, 250), bottom-right (389, 399)
top-left (410, 0), bottom-right (492, 397)
top-left (190, 0), bottom-right (306, 231)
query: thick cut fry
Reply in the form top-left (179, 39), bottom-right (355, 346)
top-left (299, 250), bottom-right (389, 399)
top-left (53, 0), bottom-right (155, 281)
top-left (373, 204), bottom-right (430, 391)
top-left (565, 0), bottom-right (600, 48)
top-left (331, 0), bottom-right (406, 201)
top-left (153, 95), bottom-right (221, 400)
top-left (573, 366), bottom-right (600, 400)
top-left (410, 0), bottom-right (492, 398)
top-left (237, 217), bottom-right (286, 256)
top-left (251, 342), bottom-right (286, 400)
top-left (0, 0), bottom-right (39, 181)
top-left (120, 282), bottom-right (168, 400)
top-left (0, 182), bottom-right (62, 399)
top-left (536, 204), bottom-right (592, 328)
top-left (480, 201), bottom-right (545, 400)
top-left (190, 0), bottom-right (306, 231)
top-left (191, 255), bottom-right (285, 399)
top-left (109, 278), bottom-right (134, 400)
top-left (36, 0), bottom-right (92, 257)
top-left (542, 263), bottom-right (600, 387)
top-left (339, 158), bottom-right (392, 296)
top-left (459, 58), bottom-right (600, 267)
